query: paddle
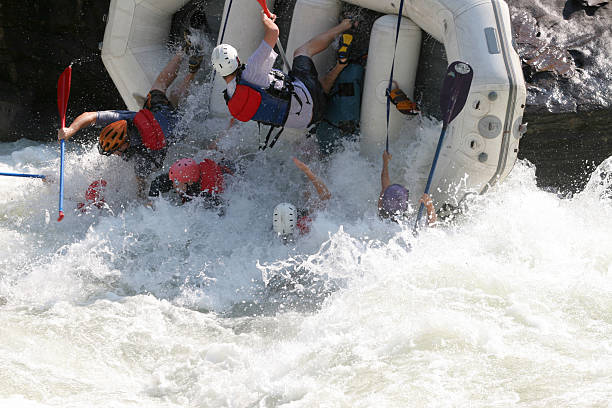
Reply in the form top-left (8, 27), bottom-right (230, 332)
top-left (413, 61), bottom-right (473, 231)
top-left (256, 0), bottom-right (291, 70)
top-left (0, 172), bottom-right (46, 179)
top-left (57, 66), bottom-right (72, 222)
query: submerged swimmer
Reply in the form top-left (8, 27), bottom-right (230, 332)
top-left (76, 179), bottom-right (108, 213)
top-left (57, 47), bottom-right (203, 198)
top-left (148, 158), bottom-right (234, 211)
top-left (272, 157), bottom-right (331, 242)
top-left (379, 150), bottom-right (436, 225)
top-left (211, 11), bottom-right (357, 149)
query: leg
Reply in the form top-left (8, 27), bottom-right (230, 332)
top-left (150, 53), bottom-right (184, 93)
top-left (293, 19), bottom-right (352, 59)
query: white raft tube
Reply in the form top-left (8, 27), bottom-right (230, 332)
top-left (101, 0), bottom-right (275, 115)
top-left (102, 0), bottom-right (526, 206)
top-left (345, 0), bottom-right (527, 205)
top-left (102, 0), bottom-right (189, 111)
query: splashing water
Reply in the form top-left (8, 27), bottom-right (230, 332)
top-left (1, 51), bottom-right (612, 407)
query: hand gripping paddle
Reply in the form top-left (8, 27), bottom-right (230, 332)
top-left (413, 61), bottom-right (473, 232)
top-left (256, 0), bottom-right (291, 70)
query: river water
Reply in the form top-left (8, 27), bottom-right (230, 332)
top-left (1, 74), bottom-right (612, 406)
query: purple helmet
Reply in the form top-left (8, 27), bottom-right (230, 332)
top-left (380, 184), bottom-right (409, 218)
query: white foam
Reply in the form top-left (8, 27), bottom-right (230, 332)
top-left (1, 48), bottom-right (611, 406)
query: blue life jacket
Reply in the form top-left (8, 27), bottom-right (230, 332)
top-left (224, 68), bottom-right (293, 127)
top-left (316, 63), bottom-right (364, 155)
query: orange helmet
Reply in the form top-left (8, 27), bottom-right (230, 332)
top-left (98, 120), bottom-right (128, 156)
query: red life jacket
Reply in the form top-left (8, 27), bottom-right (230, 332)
top-left (227, 85), bottom-right (262, 122)
top-left (199, 159), bottom-right (226, 194)
top-left (133, 109), bottom-right (166, 150)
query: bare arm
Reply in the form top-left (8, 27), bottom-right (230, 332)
top-left (380, 151), bottom-right (391, 195)
top-left (261, 11), bottom-right (279, 48)
top-left (420, 193), bottom-right (437, 226)
top-left (293, 157), bottom-right (331, 202)
top-left (378, 151), bottom-right (392, 210)
top-left (58, 111), bottom-right (97, 141)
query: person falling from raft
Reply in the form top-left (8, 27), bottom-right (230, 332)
top-left (379, 150), bottom-right (436, 225)
top-left (211, 11), bottom-right (357, 149)
top-left (57, 47), bottom-right (204, 198)
top-left (148, 157), bottom-right (234, 212)
top-left (272, 157), bottom-right (331, 242)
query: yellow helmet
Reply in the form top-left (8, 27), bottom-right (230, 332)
top-left (98, 120), bottom-right (128, 156)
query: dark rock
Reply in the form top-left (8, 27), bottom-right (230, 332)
top-left (512, 10), bottom-right (575, 78)
top-left (0, 0), bottom-right (123, 142)
top-left (508, 0), bottom-right (612, 113)
top-left (564, 0), bottom-right (609, 18)
top-left (519, 108), bottom-right (612, 192)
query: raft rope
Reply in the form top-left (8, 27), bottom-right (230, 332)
top-left (385, 0), bottom-right (406, 153)
top-left (205, 0), bottom-right (235, 118)
top-left (219, 0), bottom-right (234, 44)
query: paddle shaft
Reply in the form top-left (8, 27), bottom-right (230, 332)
top-left (413, 61), bottom-right (473, 231)
top-left (414, 124), bottom-right (447, 228)
top-left (58, 140), bottom-right (65, 216)
top-left (57, 66), bottom-right (71, 222)
top-left (58, 111), bottom-right (66, 220)
top-left (0, 172), bottom-right (46, 179)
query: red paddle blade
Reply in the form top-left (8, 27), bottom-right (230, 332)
top-left (256, 0), bottom-right (272, 17)
top-left (57, 210), bottom-right (64, 222)
top-left (57, 66), bottom-right (72, 128)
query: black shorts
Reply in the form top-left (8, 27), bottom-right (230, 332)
top-left (289, 55), bottom-right (327, 125)
top-left (144, 89), bottom-right (174, 113)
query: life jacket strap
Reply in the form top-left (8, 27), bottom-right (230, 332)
top-left (258, 124), bottom-right (285, 150)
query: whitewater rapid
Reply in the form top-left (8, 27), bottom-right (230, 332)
top-left (1, 71), bottom-right (612, 406)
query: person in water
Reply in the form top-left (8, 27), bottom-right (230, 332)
top-left (57, 48), bottom-right (204, 197)
top-left (211, 11), bottom-right (357, 149)
top-left (148, 158), bottom-right (234, 211)
top-left (272, 157), bottom-right (331, 241)
top-left (379, 150), bottom-right (436, 225)
top-left (76, 179), bottom-right (108, 213)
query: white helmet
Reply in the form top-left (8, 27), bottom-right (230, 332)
top-left (211, 44), bottom-right (239, 76)
top-left (273, 203), bottom-right (297, 235)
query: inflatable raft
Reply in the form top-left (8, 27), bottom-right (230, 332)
top-left (101, 0), bottom-right (526, 208)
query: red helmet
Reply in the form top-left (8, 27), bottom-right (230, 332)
top-left (85, 179), bottom-right (107, 206)
top-left (169, 158), bottom-right (200, 184)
